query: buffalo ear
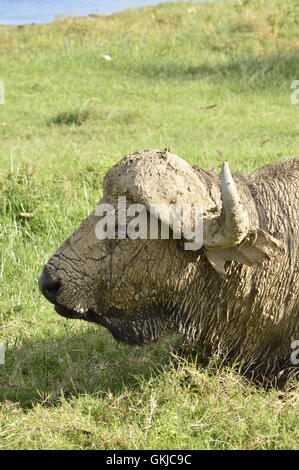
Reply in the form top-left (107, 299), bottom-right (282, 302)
top-left (204, 229), bottom-right (285, 279)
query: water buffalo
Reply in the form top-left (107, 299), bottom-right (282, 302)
top-left (39, 149), bottom-right (299, 386)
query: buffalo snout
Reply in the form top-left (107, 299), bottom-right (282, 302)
top-left (38, 270), bottom-right (60, 305)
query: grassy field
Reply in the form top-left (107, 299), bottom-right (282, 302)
top-left (0, 0), bottom-right (298, 450)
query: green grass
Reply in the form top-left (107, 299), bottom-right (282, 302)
top-left (0, 0), bottom-right (298, 450)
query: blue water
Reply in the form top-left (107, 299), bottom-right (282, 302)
top-left (0, 0), bottom-right (197, 25)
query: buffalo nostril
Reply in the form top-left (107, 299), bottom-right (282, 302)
top-left (38, 271), bottom-right (60, 304)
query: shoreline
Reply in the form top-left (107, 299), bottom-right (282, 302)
top-left (0, 0), bottom-right (204, 28)
top-left (0, 11), bottom-right (118, 28)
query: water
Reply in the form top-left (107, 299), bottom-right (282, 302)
top-left (0, 0), bottom-right (196, 25)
